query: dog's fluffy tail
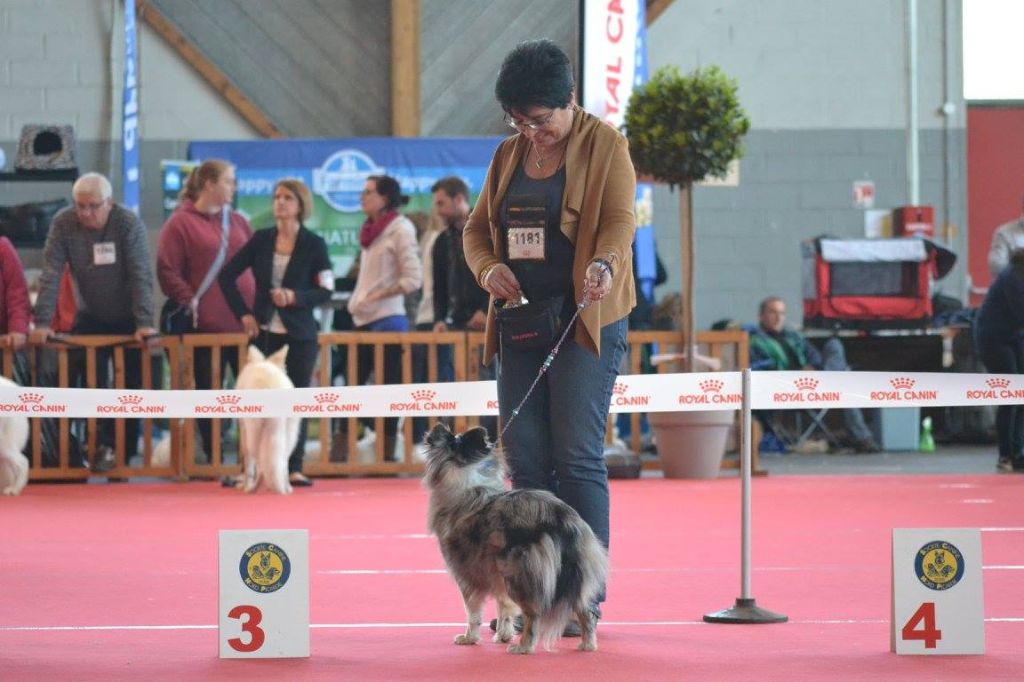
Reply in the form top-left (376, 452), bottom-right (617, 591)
top-left (508, 513), bottom-right (609, 651)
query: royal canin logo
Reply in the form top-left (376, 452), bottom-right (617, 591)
top-left (794, 377), bottom-right (819, 391)
top-left (100, 393), bottom-right (165, 415)
top-left (612, 382), bottom-right (650, 407)
top-left (389, 388), bottom-right (456, 413)
top-left (966, 376), bottom-right (1024, 401)
top-left (700, 379), bottom-right (723, 393)
top-left (770, 376), bottom-right (839, 403)
top-left (678, 377), bottom-right (740, 406)
top-left (870, 376), bottom-right (936, 402)
top-left (195, 392), bottom-right (262, 415)
top-left (293, 390), bottom-right (362, 415)
top-left (0, 392), bottom-right (67, 414)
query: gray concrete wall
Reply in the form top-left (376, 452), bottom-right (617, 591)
top-left (647, 0), bottom-right (968, 327)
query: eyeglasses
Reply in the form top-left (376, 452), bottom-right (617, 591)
top-left (504, 110), bottom-right (556, 131)
top-left (73, 200), bottom-right (108, 213)
top-left (361, 188), bottom-right (378, 196)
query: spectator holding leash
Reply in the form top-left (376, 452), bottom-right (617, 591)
top-left (219, 178), bottom-right (333, 487)
top-left (463, 39), bottom-right (636, 634)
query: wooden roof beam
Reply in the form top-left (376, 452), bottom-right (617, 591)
top-left (136, 0), bottom-right (285, 138)
top-left (391, 0), bottom-right (421, 137)
top-left (646, 0), bottom-right (675, 26)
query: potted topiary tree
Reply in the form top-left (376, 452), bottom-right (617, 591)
top-left (623, 64), bottom-right (751, 478)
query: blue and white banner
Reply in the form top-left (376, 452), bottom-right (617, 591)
top-left (189, 138), bottom-right (503, 274)
top-left (122, 0), bottom-right (140, 214)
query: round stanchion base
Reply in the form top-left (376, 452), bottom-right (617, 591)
top-left (703, 598), bottom-right (788, 624)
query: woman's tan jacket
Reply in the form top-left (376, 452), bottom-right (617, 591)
top-left (463, 107), bottom-right (637, 363)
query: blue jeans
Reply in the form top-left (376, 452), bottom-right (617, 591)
top-left (497, 317), bottom-right (627, 568)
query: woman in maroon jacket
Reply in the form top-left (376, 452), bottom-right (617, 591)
top-left (157, 159), bottom-right (256, 463)
top-left (0, 236), bottom-right (31, 349)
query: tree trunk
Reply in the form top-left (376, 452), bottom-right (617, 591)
top-left (678, 183), bottom-right (695, 372)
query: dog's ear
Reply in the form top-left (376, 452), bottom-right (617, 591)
top-left (425, 421), bottom-right (454, 449)
top-left (267, 345), bottom-right (289, 368)
top-left (245, 345), bottom-right (265, 365)
top-left (457, 427), bottom-right (490, 460)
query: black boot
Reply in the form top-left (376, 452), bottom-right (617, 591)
top-left (330, 429), bottom-right (349, 463)
top-left (383, 434), bottom-right (399, 463)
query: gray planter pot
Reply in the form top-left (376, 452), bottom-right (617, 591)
top-left (649, 410), bottom-right (735, 479)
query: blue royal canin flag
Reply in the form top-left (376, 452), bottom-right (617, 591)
top-left (122, 0), bottom-right (140, 214)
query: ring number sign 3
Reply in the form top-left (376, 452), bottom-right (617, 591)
top-left (219, 529), bottom-right (309, 658)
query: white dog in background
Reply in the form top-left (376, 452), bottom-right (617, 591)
top-left (234, 345), bottom-right (299, 495)
top-left (0, 376), bottom-right (30, 496)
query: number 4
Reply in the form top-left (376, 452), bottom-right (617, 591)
top-left (901, 602), bottom-right (942, 649)
top-left (228, 605), bottom-right (266, 653)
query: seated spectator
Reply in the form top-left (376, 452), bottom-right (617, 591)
top-left (746, 296), bottom-right (880, 453)
top-left (30, 172), bottom-right (156, 473)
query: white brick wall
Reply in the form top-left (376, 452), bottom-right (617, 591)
top-left (0, 0), bottom-right (254, 142)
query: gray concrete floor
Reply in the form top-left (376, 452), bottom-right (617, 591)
top-left (744, 443), bottom-right (1002, 476)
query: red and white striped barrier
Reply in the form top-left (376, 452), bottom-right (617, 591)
top-left (0, 371), bottom-right (1018, 419)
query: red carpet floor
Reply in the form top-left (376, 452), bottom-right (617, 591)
top-left (1, 475), bottom-right (1021, 681)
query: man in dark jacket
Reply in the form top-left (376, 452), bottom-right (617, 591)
top-left (429, 176), bottom-right (495, 437)
top-left (747, 296), bottom-right (880, 453)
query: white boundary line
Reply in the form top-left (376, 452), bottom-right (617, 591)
top-left (4, 617), bottom-right (1023, 632)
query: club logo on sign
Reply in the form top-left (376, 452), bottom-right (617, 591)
top-left (239, 543), bottom-right (292, 594)
top-left (914, 541), bottom-right (965, 591)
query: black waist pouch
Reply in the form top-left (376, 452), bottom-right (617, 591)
top-left (495, 295), bottom-right (565, 351)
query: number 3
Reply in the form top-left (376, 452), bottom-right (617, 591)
top-left (901, 602), bottom-right (942, 649)
top-left (228, 605), bottom-right (266, 652)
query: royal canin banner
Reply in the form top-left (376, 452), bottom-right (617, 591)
top-left (751, 371), bottom-right (1024, 409)
top-left (0, 372), bottom-right (1018, 419)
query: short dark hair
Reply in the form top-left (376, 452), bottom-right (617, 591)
top-left (367, 174), bottom-right (409, 212)
top-left (495, 39), bottom-right (574, 114)
top-left (430, 176), bottom-right (469, 200)
top-left (759, 296), bottom-right (785, 316)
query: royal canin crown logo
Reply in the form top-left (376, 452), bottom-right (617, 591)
top-left (986, 378), bottom-right (1011, 389)
top-left (315, 392), bottom-right (338, 403)
top-left (19, 392), bottom-right (43, 404)
top-left (699, 379), bottom-right (723, 393)
top-left (612, 382), bottom-right (628, 395)
top-left (412, 389), bottom-right (436, 402)
top-left (216, 394), bottom-right (241, 405)
top-left (890, 377), bottom-right (916, 390)
top-left (117, 395), bottom-right (143, 405)
top-left (793, 377), bottom-right (819, 391)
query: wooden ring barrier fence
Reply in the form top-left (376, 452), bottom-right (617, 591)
top-left (1, 329), bottom-right (751, 481)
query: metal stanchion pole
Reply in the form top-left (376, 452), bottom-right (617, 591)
top-left (704, 368), bottom-right (787, 624)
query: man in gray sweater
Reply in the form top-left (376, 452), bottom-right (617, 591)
top-left (30, 172), bottom-right (156, 472)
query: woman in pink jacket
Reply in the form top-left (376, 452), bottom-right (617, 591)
top-left (157, 159), bottom-right (256, 463)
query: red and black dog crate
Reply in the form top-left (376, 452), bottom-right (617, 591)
top-left (802, 237), bottom-right (952, 330)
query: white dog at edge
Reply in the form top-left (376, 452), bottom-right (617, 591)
top-left (0, 376), bottom-right (30, 496)
top-left (235, 345), bottom-right (300, 495)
